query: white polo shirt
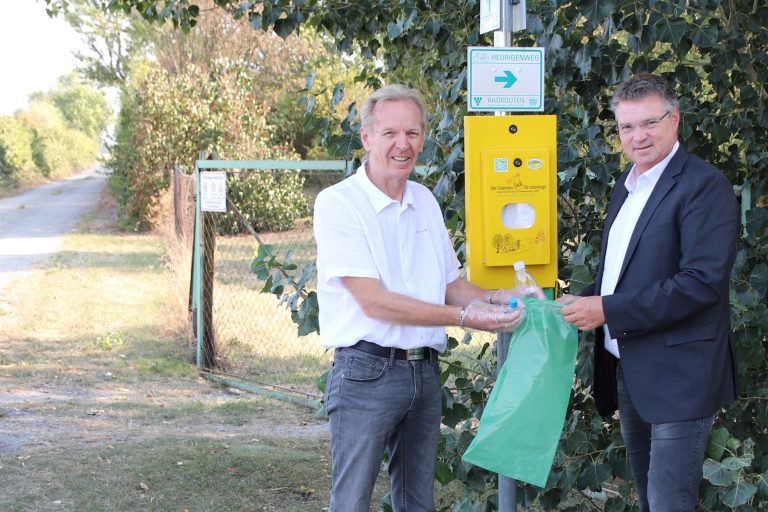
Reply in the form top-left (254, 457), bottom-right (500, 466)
top-left (313, 165), bottom-right (461, 351)
top-left (601, 142), bottom-right (679, 357)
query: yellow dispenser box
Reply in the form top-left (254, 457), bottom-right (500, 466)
top-left (465, 115), bottom-right (557, 289)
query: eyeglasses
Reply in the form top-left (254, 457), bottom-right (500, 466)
top-left (616, 111), bottom-right (671, 135)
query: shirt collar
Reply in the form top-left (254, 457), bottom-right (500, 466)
top-left (625, 141), bottom-right (679, 193)
top-left (355, 163), bottom-right (415, 213)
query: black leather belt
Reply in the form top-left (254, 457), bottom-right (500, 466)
top-left (348, 340), bottom-right (435, 361)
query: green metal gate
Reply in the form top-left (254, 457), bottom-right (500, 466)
top-left (190, 158), bottom-right (498, 407)
top-left (191, 159), bottom-right (347, 406)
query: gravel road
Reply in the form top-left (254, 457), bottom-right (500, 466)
top-left (0, 167), bottom-right (108, 290)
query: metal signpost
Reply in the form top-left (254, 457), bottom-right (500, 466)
top-left (480, 0), bottom-right (526, 34)
top-left (476, 1), bottom-right (531, 510)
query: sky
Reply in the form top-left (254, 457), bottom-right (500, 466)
top-left (0, 1), bottom-right (86, 116)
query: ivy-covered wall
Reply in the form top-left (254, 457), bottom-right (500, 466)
top-left (48, 0), bottom-right (768, 508)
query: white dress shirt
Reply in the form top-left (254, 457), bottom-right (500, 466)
top-left (313, 165), bottom-right (461, 351)
top-left (601, 142), bottom-right (679, 357)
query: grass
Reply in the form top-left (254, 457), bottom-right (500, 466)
top-left (203, 222), bottom-right (331, 395)
top-left (0, 231), bottom-right (188, 385)
top-left (0, 188), bottom-right (390, 512)
top-left (1, 432), bottom-right (333, 512)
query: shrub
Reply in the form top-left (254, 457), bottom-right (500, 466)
top-left (109, 61), bottom-right (302, 230)
top-left (0, 115), bottom-right (39, 187)
top-left (24, 99), bottom-right (101, 180)
top-left (218, 169), bottom-right (308, 234)
top-left (50, 75), bottom-right (112, 139)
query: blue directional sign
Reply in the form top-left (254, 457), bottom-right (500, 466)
top-left (467, 47), bottom-right (545, 112)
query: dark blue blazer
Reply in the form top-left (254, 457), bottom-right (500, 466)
top-left (581, 145), bottom-right (739, 423)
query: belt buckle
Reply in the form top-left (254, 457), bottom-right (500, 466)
top-left (406, 348), bottom-right (426, 361)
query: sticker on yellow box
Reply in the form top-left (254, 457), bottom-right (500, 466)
top-left (481, 148), bottom-right (550, 267)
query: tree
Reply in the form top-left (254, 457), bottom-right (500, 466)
top-left (50, 73), bottom-right (112, 139)
top-left (145, 3), bottom-right (367, 157)
top-left (0, 115), bottom-right (37, 186)
top-left (59, 0), bottom-right (369, 159)
top-left (62, 0), bottom-right (137, 86)
top-left (21, 96), bottom-right (100, 179)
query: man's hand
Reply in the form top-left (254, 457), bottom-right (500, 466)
top-left (463, 301), bottom-right (526, 332)
top-left (559, 296), bottom-right (606, 331)
top-left (491, 286), bottom-right (546, 304)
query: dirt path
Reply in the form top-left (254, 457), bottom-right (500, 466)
top-left (0, 167), bottom-right (107, 290)
top-left (0, 377), bottom-right (328, 457)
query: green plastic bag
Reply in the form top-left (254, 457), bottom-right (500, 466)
top-left (462, 298), bottom-right (578, 488)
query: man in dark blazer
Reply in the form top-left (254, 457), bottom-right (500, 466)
top-left (558, 72), bottom-right (739, 511)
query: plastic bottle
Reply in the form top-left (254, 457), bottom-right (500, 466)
top-left (513, 261), bottom-right (540, 298)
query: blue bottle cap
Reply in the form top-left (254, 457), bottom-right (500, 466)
top-left (508, 297), bottom-right (518, 309)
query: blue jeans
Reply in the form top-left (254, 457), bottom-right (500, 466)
top-left (325, 347), bottom-right (442, 512)
top-left (617, 366), bottom-right (715, 512)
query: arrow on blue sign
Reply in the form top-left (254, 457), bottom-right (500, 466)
top-left (494, 70), bottom-right (518, 88)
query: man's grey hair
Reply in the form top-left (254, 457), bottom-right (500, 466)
top-left (359, 84), bottom-right (428, 133)
top-left (610, 72), bottom-right (679, 113)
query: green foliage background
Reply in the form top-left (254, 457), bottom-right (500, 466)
top-left (251, 1), bottom-right (768, 507)
top-left (46, 0), bottom-right (768, 509)
top-left (219, 171), bottom-right (309, 234)
top-left (92, 2), bottom-right (366, 230)
top-left (0, 75), bottom-right (108, 187)
top-left (108, 62), bottom-right (301, 230)
top-left (247, 0), bottom-right (768, 508)
top-left (0, 116), bottom-right (37, 187)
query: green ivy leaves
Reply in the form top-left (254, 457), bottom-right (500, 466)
top-left (96, 0), bottom-right (768, 508)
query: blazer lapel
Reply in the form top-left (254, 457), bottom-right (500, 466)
top-left (596, 169), bottom-right (630, 289)
top-left (616, 146), bottom-right (687, 280)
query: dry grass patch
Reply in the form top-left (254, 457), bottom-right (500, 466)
top-left (0, 186), bottom-right (350, 512)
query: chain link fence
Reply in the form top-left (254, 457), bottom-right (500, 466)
top-left (183, 160), bottom-right (498, 404)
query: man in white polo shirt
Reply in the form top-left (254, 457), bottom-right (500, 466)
top-left (314, 84), bottom-right (534, 512)
top-left (559, 73), bottom-right (738, 511)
